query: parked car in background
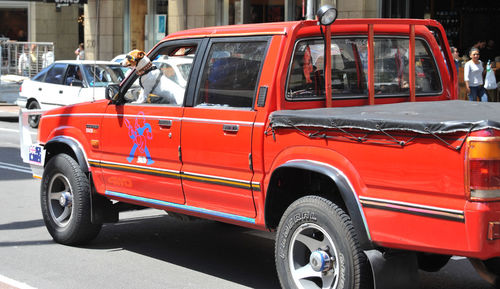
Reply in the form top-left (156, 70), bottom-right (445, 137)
top-left (16, 60), bottom-right (126, 127)
top-left (111, 54), bottom-right (126, 63)
top-left (153, 55), bottom-right (193, 88)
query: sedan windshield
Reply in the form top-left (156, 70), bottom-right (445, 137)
top-left (82, 64), bottom-right (126, 87)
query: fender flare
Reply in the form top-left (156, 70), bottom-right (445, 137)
top-left (276, 159), bottom-right (373, 249)
top-left (45, 136), bottom-right (90, 173)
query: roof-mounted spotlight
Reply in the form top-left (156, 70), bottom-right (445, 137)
top-left (316, 5), bottom-right (338, 26)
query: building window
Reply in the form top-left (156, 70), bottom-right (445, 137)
top-left (228, 0), bottom-right (285, 24)
top-left (381, 0), bottom-right (410, 18)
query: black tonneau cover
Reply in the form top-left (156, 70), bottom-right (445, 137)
top-left (269, 100), bottom-right (500, 134)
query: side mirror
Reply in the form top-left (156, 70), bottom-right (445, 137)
top-left (105, 83), bottom-right (121, 102)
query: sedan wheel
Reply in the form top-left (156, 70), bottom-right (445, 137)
top-left (27, 101), bottom-right (41, 128)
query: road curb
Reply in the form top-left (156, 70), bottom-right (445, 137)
top-left (0, 104), bottom-right (19, 121)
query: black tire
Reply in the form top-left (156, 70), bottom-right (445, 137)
top-left (27, 100), bottom-right (40, 128)
top-left (275, 195), bottom-right (371, 289)
top-left (417, 253), bottom-right (451, 272)
top-left (41, 153), bottom-right (102, 245)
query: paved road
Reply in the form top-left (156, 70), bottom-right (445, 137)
top-left (0, 75), bottom-right (23, 104)
top-left (0, 117), bottom-right (495, 289)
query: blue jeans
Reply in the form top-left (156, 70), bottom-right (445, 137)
top-left (469, 86), bottom-right (488, 102)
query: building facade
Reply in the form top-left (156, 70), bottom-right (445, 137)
top-left (0, 1), bottom-right (79, 60)
top-left (0, 0), bottom-right (498, 62)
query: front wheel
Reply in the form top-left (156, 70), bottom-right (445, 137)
top-left (41, 154), bottom-right (102, 245)
top-left (275, 196), bottom-right (371, 289)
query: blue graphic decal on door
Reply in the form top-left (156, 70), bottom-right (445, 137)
top-left (125, 112), bottom-right (154, 165)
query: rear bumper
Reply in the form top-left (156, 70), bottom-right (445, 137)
top-left (464, 201), bottom-right (500, 259)
top-left (16, 97), bottom-right (27, 108)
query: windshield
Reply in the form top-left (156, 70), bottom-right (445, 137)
top-left (82, 64), bottom-right (126, 87)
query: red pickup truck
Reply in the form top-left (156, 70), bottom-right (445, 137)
top-left (20, 6), bottom-right (500, 289)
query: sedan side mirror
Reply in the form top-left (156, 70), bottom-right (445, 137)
top-left (105, 83), bottom-right (121, 102)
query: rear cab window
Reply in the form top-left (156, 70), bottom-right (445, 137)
top-left (286, 36), bottom-right (442, 101)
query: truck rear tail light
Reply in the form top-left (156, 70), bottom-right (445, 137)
top-left (467, 138), bottom-right (500, 201)
top-left (488, 222), bottom-right (500, 240)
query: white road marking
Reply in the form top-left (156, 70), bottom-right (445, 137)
top-left (0, 127), bottom-right (19, 133)
top-left (0, 274), bottom-right (37, 289)
top-left (0, 161), bottom-right (32, 174)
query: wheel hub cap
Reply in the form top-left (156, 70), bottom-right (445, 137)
top-left (310, 250), bottom-right (333, 272)
top-left (59, 192), bottom-right (72, 207)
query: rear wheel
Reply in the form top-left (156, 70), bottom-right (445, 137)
top-left (275, 195), bottom-right (371, 289)
top-left (27, 100), bottom-right (40, 128)
top-left (41, 153), bottom-right (102, 245)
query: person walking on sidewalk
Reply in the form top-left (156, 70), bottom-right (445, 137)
top-left (464, 47), bottom-right (487, 102)
top-left (75, 43), bottom-right (85, 60)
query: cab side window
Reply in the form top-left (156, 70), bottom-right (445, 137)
top-left (124, 44), bottom-right (196, 106)
top-left (287, 38), bottom-right (368, 100)
top-left (373, 38), bottom-right (441, 95)
top-left (286, 37), bottom-right (442, 100)
top-left (195, 40), bottom-right (267, 108)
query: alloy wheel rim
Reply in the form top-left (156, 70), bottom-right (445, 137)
top-left (48, 173), bottom-right (74, 227)
top-left (288, 223), bottom-right (340, 289)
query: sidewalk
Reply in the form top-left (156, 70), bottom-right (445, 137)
top-left (0, 103), bottom-right (19, 120)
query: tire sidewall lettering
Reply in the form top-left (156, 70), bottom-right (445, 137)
top-left (278, 211), bottom-right (317, 259)
top-left (275, 197), bottom-right (361, 289)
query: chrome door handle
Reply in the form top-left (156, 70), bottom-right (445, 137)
top-left (158, 119), bottom-right (172, 128)
top-left (223, 124), bottom-right (239, 133)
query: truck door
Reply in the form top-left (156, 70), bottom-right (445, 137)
top-left (181, 38), bottom-right (270, 220)
top-left (98, 40), bottom-right (201, 205)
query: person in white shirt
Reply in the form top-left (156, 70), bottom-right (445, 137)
top-left (464, 47), bottom-right (487, 102)
top-left (75, 43), bottom-right (85, 60)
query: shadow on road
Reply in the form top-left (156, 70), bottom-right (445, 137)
top-left (87, 213), bottom-right (281, 289)
top-left (0, 146), bottom-right (33, 181)
top-left (0, 117), bottom-right (18, 123)
top-left (0, 219), bottom-right (44, 230)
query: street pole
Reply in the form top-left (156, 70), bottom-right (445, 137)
top-left (0, 44), bottom-right (2, 85)
top-left (306, 0), bottom-right (314, 20)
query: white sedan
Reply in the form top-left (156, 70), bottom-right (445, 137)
top-left (16, 60), bottom-right (126, 127)
top-left (153, 55), bottom-right (193, 88)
